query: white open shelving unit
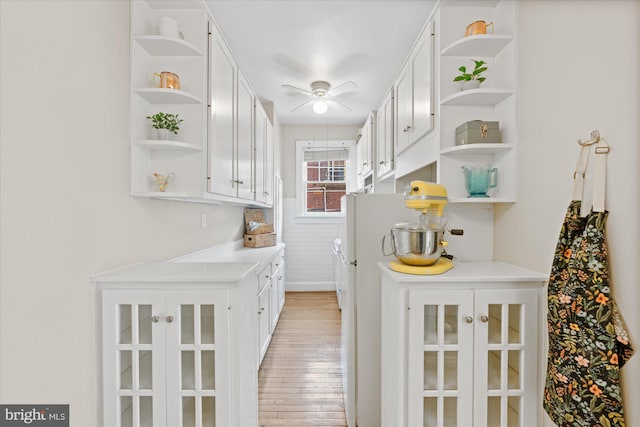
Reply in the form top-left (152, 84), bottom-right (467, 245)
top-left (437, 1), bottom-right (517, 203)
top-left (129, 1), bottom-right (208, 200)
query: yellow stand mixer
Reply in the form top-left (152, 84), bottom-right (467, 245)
top-left (383, 181), bottom-right (456, 275)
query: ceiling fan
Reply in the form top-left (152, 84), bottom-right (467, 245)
top-left (282, 80), bottom-right (357, 114)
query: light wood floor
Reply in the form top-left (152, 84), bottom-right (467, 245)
top-left (258, 291), bottom-right (347, 426)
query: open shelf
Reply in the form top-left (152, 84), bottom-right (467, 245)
top-left (133, 140), bottom-right (202, 151)
top-left (134, 35), bottom-right (202, 56)
top-left (131, 191), bottom-right (197, 199)
top-left (133, 88), bottom-right (202, 104)
top-left (441, 88), bottom-right (513, 106)
top-left (441, 34), bottom-right (513, 57)
top-left (448, 197), bottom-right (515, 204)
top-left (441, 143), bottom-right (514, 156)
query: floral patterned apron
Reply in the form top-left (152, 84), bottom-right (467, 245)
top-left (544, 139), bottom-right (634, 427)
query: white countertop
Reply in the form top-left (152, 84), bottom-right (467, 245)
top-left (92, 261), bottom-right (260, 283)
top-left (379, 261), bottom-right (547, 283)
top-left (92, 240), bottom-right (286, 284)
top-left (174, 241), bottom-right (285, 269)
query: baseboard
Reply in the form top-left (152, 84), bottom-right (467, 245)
top-left (286, 281), bottom-right (336, 292)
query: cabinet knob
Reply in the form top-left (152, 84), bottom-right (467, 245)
top-left (165, 315), bottom-right (174, 323)
top-left (464, 316), bottom-right (473, 324)
top-left (480, 315), bottom-right (489, 323)
top-left (151, 315), bottom-right (160, 323)
top-left (234, 179), bottom-right (244, 184)
top-left (379, 161), bottom-right (385, 165)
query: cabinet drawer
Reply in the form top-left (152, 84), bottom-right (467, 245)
top-left (258, 264), bottom-right (272, 292)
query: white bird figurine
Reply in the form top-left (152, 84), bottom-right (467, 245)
top-left (153, 172), bottom-right (175, 192)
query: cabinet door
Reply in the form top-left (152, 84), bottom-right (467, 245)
top-left (208, 30), bottom-right (236, 197)
top-left (257, 282), bottom-right (272, 365)
top-left (269, 281), bottom-right (279, 333)
top-left (361, 115), bottom-right (372, 176)
top-left (264, 121), bottom-right (274, 206)
top-left (473, 289), bottom-right (538, 427)
top-left (102, 291), bottom-right (165, 427)
top-left (236, 72), bottom-right (254, 200)
top-left (395, 64), bottom-right (412, 154)
top-left (254, 102), bottom-right (267, 203)
top-left (164, 290), bottom-right (231, 427)
top-left (276, 264), bottom-right (285, 313)
top-left (355, 135), bottom-right (365, 190)
top-left (377, 89), bottom-right (394, 177)
top-left (408, 290), bottom-right (474, 427)
top-left (410, 24), bottom-right (435, 144)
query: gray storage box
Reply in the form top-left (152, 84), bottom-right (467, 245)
top-left (455, 120), bottom-right (500, 145)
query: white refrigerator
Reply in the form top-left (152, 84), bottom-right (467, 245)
top-left (337, 193), bottom-right (409, 427)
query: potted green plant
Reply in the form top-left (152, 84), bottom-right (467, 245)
top-left (146, 112), bottom-right (184, 140)
top-left (453, 59), bottom-right (487, 91)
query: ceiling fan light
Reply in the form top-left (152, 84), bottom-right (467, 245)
top-left (313, 100), bottom-right (328, 114)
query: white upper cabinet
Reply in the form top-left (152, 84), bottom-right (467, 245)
top-left (394, 22), bottom-right (436, 155)
top-left (236, 71), bottom-right (255, 200)
top-left (410, 23), bottom-right (436, 143)
top-left (376, 89), bottom-right (394, 178)
top-left (207, 25), bottom-right (236, 197)
top-left (253, 103), bottom-right (274, 205)
top-left (356, 113), bottom-right (374, 190)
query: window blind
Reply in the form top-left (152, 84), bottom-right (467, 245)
top-left (303, 148), bottom-right (349, 161)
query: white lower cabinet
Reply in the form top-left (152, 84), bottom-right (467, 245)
top-left (257, 277), bottom-right (272, 365)
top-left (258, 250), bottom-right (286, 366)
top-left (380, 262), bottom-right (545, 427)
top-left (101, 289), bottom-right (231, 427)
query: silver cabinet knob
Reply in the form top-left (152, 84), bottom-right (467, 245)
top-left (151, 316), bottom-right (160, 323)
top-left (480, 315), bottom-right (489, 323)
top-left (165, 315), bottom-right (174, 323)
top-left (464, 316), bottom-right (473, 324)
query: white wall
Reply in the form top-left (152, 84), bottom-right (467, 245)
top-left (0, 2), bottom-right (247, 425)
top-left (495, 2), bottom-right (640, 425)
top-left (280, 125), bottom-right (358, 289)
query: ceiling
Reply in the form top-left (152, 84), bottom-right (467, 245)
top-left (206, 1), bottom-right (438, 126)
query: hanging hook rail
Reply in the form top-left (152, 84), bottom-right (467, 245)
top-left (577, 130), bottom-right (601, 146)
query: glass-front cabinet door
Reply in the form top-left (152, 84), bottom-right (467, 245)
top-left (473, 289), bottom-right (538, 427)
top-left (102, 290), bottom-right (229, 427)
top-left (165, 291), bottom-right (230, 427)
top-left (408, 288), bottom-right (538, 427)
top-left (408, 290), bottom-right (474, 427)
top-left (102, 291), bottom-right (165, 427)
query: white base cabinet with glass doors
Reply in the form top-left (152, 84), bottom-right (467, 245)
top-left (95, 262), bottom-right (261, 427)
top-left (380, 262), bottom-right (546, 427)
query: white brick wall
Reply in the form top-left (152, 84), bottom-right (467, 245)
top-left (282, 198), bottom-right (340, 291)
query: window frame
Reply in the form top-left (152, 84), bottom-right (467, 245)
top-left (295, 139), bottom-right (356, 220)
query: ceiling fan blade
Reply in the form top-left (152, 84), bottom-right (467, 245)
top-left (326, 98), bottom-right (352, 112)
top-left (282, 84), bottom-right (313, 97)
top-left (290, 99), bottom-right (315, 112)
top-left (328, 81), bottom-right (357, 97)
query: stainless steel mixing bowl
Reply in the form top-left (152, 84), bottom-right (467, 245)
top-left (382, 222), bottom-right (444, 266)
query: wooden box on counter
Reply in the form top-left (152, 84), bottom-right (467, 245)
top-left (244, 232), bottom-right (277, 248)
top-left (244, 208), bottom-right (274, 235)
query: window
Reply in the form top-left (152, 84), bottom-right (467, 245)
top-left (305, 160), bottom-right (346, 212)
top-left (296, 140), bottom-right (356, 218)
